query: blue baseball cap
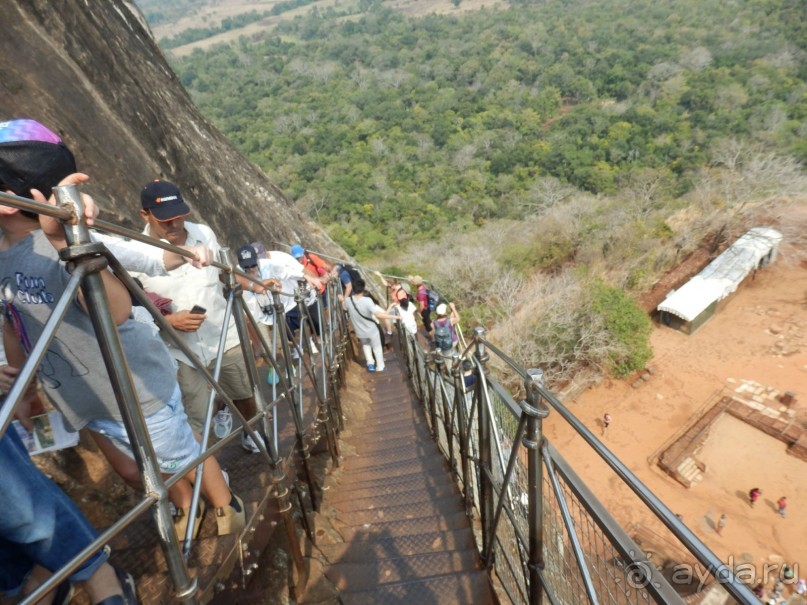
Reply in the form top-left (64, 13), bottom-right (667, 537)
top-left (290, 244), bottom-right (304, 258)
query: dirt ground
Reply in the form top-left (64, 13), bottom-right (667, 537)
top-left (545, 258), bottom-right (807, 592)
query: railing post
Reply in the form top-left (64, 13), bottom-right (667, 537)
top-left (53, 185), bottom-right (198, 603)
top-left (426, 351), bottom-right (439, 434)
top-left (451, 353), bottom-right (474, 515)
top-left (432, 352), bottom-right (452, 464)
top-left (524, 368), bottom-right (549, 605)
top-left (297, 281), bottom-right (339, 468)
top-left (473, 327), bottom-right (495, 560)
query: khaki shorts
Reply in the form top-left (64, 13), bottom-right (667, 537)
top-left (177, 346), bottom-right (253, 433)
top-left (253, 323), bottom-right (277, 356)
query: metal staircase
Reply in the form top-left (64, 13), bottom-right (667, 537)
top-left (304, 352), bottom-right (495, 604)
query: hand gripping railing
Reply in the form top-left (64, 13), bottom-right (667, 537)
top-left (396, 321), bottom-right (761, 605)
top-left (0, 186), bottom-right (352, 603)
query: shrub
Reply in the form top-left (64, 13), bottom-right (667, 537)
top-left (590, 281), bottom-right (652, 377)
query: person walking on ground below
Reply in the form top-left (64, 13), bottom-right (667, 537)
top-left (344, 279), bottom-right (401, 372)
top-left (602, 412), bottom-right (611, 436)
top-left (749, 487), bottom-right (762, 508)
top-left (776, 496), bottom-right (787, 518)
top-left (716, 513), bottom-right (727, 536)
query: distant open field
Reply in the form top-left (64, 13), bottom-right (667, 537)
top-left (152, 0), bottom-right (505, 57)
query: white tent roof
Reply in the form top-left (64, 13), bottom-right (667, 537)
top-left (657, 227), bottom-right (782, 321)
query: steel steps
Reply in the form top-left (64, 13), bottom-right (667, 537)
top-left (303, 350), bottom-right (494, 604)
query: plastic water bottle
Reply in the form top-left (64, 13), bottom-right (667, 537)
top-left (267, 367), bottom-right (280, 385)
top-left (213, 409), bottom-right (232, 438)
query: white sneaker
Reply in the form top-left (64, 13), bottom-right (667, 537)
top-left (291, 348), bottom-right (300, 361)
top-left (310, 338), bottom-right (319, 354)
top-left (241, 433), bottom-right (261, 454)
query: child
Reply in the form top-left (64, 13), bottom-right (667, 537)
top-left (388, 297), bottom-right (418, 336)
top-left (0, 119), bottom-right (243, 539)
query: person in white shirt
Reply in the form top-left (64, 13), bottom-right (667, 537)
top-left (388, 297), bottom-right (417, 336)
top-left (134, 180), bottom-right (260, 453)
top-left (236, 244), bottom-right (323, 359)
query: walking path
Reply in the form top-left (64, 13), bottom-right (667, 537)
top-left (301, 348), bottom-right (495, 604)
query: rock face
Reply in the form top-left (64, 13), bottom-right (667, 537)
top-left (0, 0), bottom-right (338, 255)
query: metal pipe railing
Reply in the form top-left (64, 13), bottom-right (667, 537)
top-left (0, 187), bottom-right (348, 604)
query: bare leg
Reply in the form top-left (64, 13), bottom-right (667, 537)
top-left (234, 397), bottom-right (257, 423)
top-left (83, 563), bottom-right (125, 603)
top-left (90, 432), bottom-right (142, 489)
top-left (24, 563), bottom-right (124, 605)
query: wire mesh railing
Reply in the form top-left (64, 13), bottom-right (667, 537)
top-left (397, 324), bottom-right (761, 605)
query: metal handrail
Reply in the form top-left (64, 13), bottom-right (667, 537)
top-left (397, 318), bottom-right (760, 604)
top-left (0, 187), bottom-right (349, 604)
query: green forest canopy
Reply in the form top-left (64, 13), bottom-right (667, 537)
top-left (168, 0), bottom-right (806, 259)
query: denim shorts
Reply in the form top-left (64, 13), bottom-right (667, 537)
top-left (88, 384), bottom-right (201, 474)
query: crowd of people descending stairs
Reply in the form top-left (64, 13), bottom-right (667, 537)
top-left (0, 118), bottom-right (468, 604)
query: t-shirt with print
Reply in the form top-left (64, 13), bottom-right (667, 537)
top-left (0, 230), bottom-right (175, 430)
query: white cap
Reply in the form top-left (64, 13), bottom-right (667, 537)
top-left (436, 303), bottom-right (447, 316)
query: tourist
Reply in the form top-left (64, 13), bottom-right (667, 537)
top-left (409, 275), bottom-right (432, 339)
top-left (432, 302), bottom-right (460, 354)
top-left (134, 179), bottom-right (260, 452)
top-left (237, 244), bottom-right (324, 358)
top-left (716, 513), bottom-right (727, 536)
top-left (0, 429), bottom-right (137, 605)
top-left (776, 496), bottom-right (787, 518)
top-left (388, 296), bottom-right (417, 337)
top-left (749, 487), bottom-right (762, 508)
top-left (343, 278), bottom-right (401, 372)
top-left (602, 412), bottom-right (612, 436)
top-left (0, 124), bottom-right (245, 539)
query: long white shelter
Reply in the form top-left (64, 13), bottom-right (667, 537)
top-left (657, 227), bottom-right (782, 333)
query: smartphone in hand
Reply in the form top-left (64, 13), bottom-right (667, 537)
top-left (189, 305), bottom-right (206, 315)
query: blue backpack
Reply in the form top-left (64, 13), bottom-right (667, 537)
top-left (434, 322), bottom-right (454, 352)
top-left (427, 289), bottom-right (441, 312)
